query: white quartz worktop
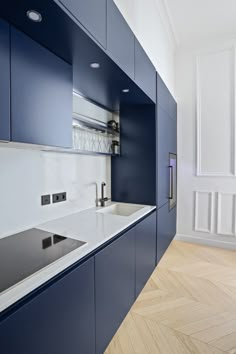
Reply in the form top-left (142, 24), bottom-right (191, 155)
top-left (0, 202), bottom-right (156, 313)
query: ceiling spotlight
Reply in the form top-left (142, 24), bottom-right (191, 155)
top-left (26, 10), bottom-right (42, 23)
top-left (90, 63), bottom-right (100, 69)
top-left (122, 89), bottom-right (130, 93)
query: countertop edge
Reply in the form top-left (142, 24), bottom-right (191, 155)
top-left (0, 204), bottom-right (156, 315)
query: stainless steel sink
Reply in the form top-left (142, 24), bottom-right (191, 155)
top-left (97, 203), bottom-right (144, 217)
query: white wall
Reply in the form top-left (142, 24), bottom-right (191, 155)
top-left (176, 38), bottom-right (236, 249)
top-left (114, 0), bottom-right (176, 96)
top-left (0, 148), bottom-right (110, 239)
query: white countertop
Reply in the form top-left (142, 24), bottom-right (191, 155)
top-left (0, 202), bottom-right (156, 313)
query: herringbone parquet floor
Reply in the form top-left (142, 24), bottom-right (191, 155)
top-left (105, 240), bottom-right (236, 354)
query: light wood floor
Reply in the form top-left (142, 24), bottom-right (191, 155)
top-left (105, 240), bottom-right (236, 354)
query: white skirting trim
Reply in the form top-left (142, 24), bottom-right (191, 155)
top-left (175, 234), bottom-right (236, 250)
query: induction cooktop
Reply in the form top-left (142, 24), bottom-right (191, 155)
top-left (0, 228), bottom-right (87, 294)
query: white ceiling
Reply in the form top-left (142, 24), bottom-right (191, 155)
top-left (163, 0), bottom-right (236, 46)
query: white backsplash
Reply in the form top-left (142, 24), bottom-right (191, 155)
top-left (0, 147), bottom-right (111, 239)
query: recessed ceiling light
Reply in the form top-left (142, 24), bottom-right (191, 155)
top-left (26, 10), bottom-right (42, 23)
top-left (90, 63), bottom-right (100, 69)
top-left (122, 89), bottom-right (130, 93)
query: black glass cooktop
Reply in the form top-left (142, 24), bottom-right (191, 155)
top-left (0, 228), bottom-right (86, 294)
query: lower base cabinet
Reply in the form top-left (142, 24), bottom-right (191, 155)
top-left (0, 211), bottom-right (157, 354)
top-left (95, 227), bottom-right (136, 354)
top-left (157, 203), bottom-right (176, 264)
top-left (0, 257), bottom-right (95, 354)
top-left (95, 211), bottom-right (157, 353)
top-left (135, 211), bottom-right (156, 297)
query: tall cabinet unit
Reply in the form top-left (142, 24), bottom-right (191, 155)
top-left (156, 74), bottom-right (177, 263)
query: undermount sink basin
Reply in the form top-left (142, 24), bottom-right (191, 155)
top-left (97, 203), bottom-right (144, 217)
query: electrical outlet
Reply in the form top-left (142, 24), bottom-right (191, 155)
top-left (41, 194), bottom-right (51, 206)
top-left (52, 192), bottom-right (67, 204)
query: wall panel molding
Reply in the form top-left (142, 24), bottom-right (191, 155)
top-left (196, 47), bottom-right (236, 177)
top-left (216, 192), bottom-right (236, 237)
top-left (194, 191), bottom-right (214, 233)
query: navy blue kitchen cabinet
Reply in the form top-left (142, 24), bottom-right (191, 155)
top-left (55, 0), bottom-right (107, 48)
top-left (107, 0), bottom-right (135, 79)
top-left (156, 73), bottom-right (177, 264)
top-left (135, 211), bottom-right (157, 297)
top-left (157, 203), bottom-right (176, 263)
top-left (0, 257), bottom-right (95, 354)
top-left (157, 72), bottom-right (169, 112)
top-left (169, 92), bottom-right (178, 122)
top-left (95, 227), bottom-right (136, 354)
top-left (11, 27), bottom-right (72, 148)
top-left (0, 19), bottom-right (10, 141)
top-left (134, 39), bottom-right (156, 102)
top-left (156, 74), bottom-right (177, 209)
top-left (157, 104), bottom-right (170, 209)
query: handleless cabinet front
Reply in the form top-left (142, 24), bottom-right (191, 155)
top-left (95, 227), bottom-right (136, 354)
top-left (0, 19), bottom-right (10, 141)
top-left (107, 0), bottom-right (135, 79)
top-left (56, 0), bottom-right (107, 48)
top-left (135, 212), bottom-right (157, 297)
top-left (157, 203), bottom-right (176, 264)
top-left (156, 74), bottom-right (177, 209)
top-left (157, 104), bottom-right (170, 208)
top-left (135, 39), bottom-right (156, 102)
top-left (0, 257), bottom-right (96, 354)
top-left (11, 27), bottom-right (72, 148)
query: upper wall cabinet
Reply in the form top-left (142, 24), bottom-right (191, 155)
top-left (55, 0), bottom-right (107, 48)
top-left (107, 0), bottom-right (135, 79)
top-left (0, 19), bottom-right (10, 141)
top-left (134, 39), bottom-right (156, 102)
top-left (11, 28), bottom-right (72, 148)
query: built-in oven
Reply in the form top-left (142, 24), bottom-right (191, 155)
top-left (169, 153), bottom-right (177, 210)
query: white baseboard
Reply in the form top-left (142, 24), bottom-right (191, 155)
top-left (175, 234), bottom-right (236, 250)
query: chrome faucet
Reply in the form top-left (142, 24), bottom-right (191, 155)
top-left (100, 182), bottom-right (110, 207)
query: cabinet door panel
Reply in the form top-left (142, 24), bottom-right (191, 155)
top-left (135, 212), bottom-right (156, 297)
top-left (157, 203), bottom-right (176, 264)
top-left (157, 90), bottom-right (177, 208)
top-left (169, 94), bottom-right (177, 122)
top-left (135, 39), bottom-right (156, 102)
top-left (157, 74), bottom-right (169, 112)
top-left (107, 0), bottom-right (135, 78)
top-left (95, 228), bottom-right (135, 354)
top-left (0, 258), bottom-right (95, 354)
top-left (11, 28), bottom-right (72, 148)
top-left (0, 19), bottom-right (10, 141)
top-left (57, 0), bottom-right (106, 48)
top-left (157, 104), bottom-right (170, 208)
